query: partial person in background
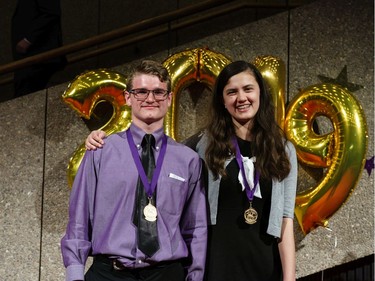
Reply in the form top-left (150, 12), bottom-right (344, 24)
top-left (61, 60), bottom-right (207, 281)
top-left (85, 60), bottom-right (298, 281)
top-left (11, 0), bottom-right (66, 98)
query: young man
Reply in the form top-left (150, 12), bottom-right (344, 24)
top-left (61, 60), bottom-right (207, 281)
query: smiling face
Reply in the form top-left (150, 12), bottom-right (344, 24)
top-left (222, 70), bottom-right (260, 130)
top-left (125, 73), bottom-right (172, 132)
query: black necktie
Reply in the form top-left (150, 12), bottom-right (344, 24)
top-left (133, 134), bottom-right (159, 256)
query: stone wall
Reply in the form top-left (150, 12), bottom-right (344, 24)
top-left (0, 0), bottom-right (373, 280)
top-left (0, 0), bottom-right (295, 102)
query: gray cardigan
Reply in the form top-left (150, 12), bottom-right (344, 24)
top-left (192, 131), bottom-right (298, 238)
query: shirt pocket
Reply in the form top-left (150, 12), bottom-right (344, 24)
top-left (157, 174), bottom-right (188, 216)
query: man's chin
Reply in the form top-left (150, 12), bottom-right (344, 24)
top-left (143, 116), bottom-right (163, 125)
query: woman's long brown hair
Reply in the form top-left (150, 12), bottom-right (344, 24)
top-left (205, 61), bottom-right (290, 181)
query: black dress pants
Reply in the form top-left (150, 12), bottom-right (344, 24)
top-left (85, 256), bottom-right (185, 281)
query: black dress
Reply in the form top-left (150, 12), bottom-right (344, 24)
top-left (205, 137), bottom-right (282, 281)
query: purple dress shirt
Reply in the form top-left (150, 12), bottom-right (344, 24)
top-left (61, 124), bottom-right (207, 281)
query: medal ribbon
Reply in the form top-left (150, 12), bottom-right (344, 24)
top-left (232, 137), bottom-right (260, 201)
top-left (127, 129), bottom-right (167, 198)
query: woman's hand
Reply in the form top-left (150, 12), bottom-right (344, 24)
top-left (85, 130), bottom-right (107, 150)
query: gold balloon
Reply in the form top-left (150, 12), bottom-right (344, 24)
top-left (285, 83), bottom-right (368, 234)
top-left (253, 56), bottom-right (286, 130)
top-left (63, 49), bottom-right (231, 186)
top-left (62, 53), bottom-right (369, 238)
top-left (62, 69), bottom-right (130, 187)
top-left (163, 48), bottom-right (231, 139)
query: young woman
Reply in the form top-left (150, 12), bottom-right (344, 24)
top-left (85, 60), bottom-right (298, 281)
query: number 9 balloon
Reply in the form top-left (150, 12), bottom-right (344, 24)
top-left (285, 83), bottom-right (368, 234)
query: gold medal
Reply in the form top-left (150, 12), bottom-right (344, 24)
top-left (144, 198), bottom-right (157, 222)
top-left (244, 201), bottom-right (257, 224)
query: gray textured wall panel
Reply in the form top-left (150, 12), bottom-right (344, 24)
top-left (0, 0), bottom-right (373, 280)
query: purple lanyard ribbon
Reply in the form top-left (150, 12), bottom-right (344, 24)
top-left (127, 129), bottom-right (167, 197)
top-left (232, 137), bottom-right (260, 202)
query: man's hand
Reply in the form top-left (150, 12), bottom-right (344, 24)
top-left (85, 130), bottom-right (107, 150)
top-left (16, 38), bottom-right (31, 53)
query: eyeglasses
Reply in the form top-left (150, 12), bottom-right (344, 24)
top-left (129, 89), bottom-right (169, 101)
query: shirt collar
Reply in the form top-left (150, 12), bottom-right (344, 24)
top-left (128, 123), bottom-right (165, 151)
